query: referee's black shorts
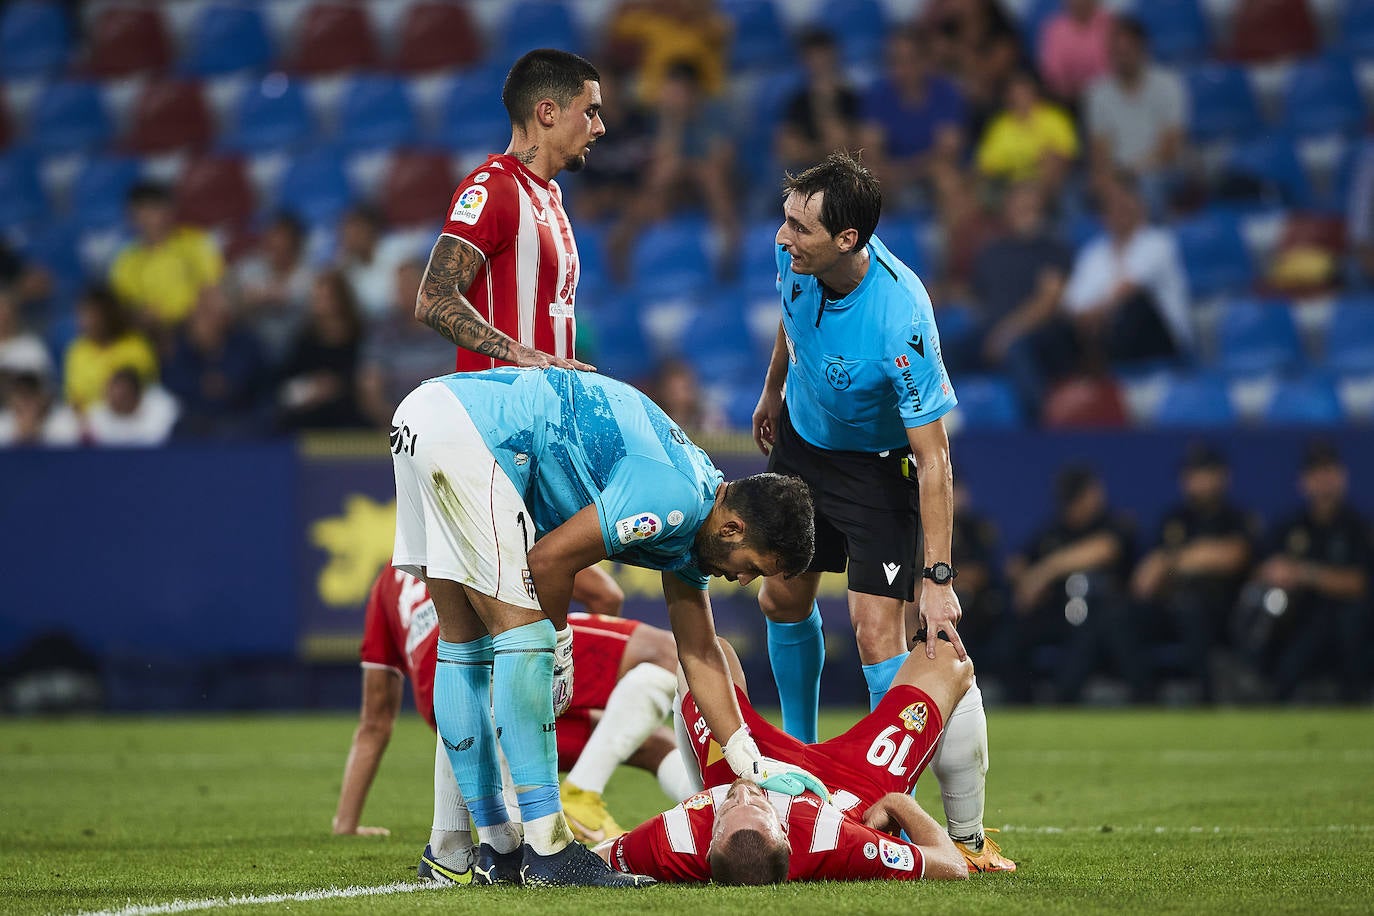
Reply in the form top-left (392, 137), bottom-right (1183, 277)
top-left (767, 405), bottom-right (919, 601)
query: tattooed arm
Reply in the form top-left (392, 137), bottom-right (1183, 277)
top-left (415, 235), bottom-right (594, 370)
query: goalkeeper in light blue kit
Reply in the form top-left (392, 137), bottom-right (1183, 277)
top-left (751, 151), bottom-right (1013, 872)
top-left (389, 366), bottom-right (825, 888)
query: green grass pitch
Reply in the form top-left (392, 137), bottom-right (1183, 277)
top-left (2, 708), bottom-right (1372, 915)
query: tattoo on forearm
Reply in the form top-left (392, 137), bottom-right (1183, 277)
top-left (418, 236), bottom-right (518, 360)
top-left (513, 145), bottom-right (538, 164)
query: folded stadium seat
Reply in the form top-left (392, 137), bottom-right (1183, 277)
top-left (433, 71), bottom-right (511, 154)
top-left (175, 156), bottom-right (256, 229)
top-left (1152, 373), bottom-right (1238, 426)
top-left (0, 150), bottom-right (44, 230)
top-left (1185, 64), bottom-right (1264, 142)
top-left (720, 0), bottom-right (789, 72)
top-left (809, 0), bottom-right (888, 66)
top-left (582, 292), bottom-right (652, 382)
top-left (1227, 0), bottom-right (1320, 63)
top-left (1212, 298), bottom-right (1304, 375)
top-left (275, 147), bottom-right (356, 226)
top-left (1135, 0), bottom-right (1212, 62)
top-left (1220, 135), bottom-right (1315, 209)
top-left (496, 1), bottom-right (583, 61)
top-left (393, 2), bottom-right (482, 73)
top-left (68, 155), bottom-right (142, 228)
top-left (875, 218), bottom-right (932, 278)
top-left (81, 5), bottom-right (173, 77)
top-left (1340, 0), bottom-right (1374, 56)
top-left (1262, 372), bottom-right (1344, 424)
top-left (0, 0), bottom-right (71, 78)
top-left (288, 3), bottom-right (379, 74)
top-left (1281, 57), bottom-right (1366, 138)
top-left (1174, 211), bottom-right (1256, 299)
top-left (124, 82), bottom-right (214, 154)
top-left (948, 375), bottom-right (1023, 429)
top-left (29, 81), bottom-right (112, 155)
top-left (335, 75), bottom-right (420, 152)
top-left (183, 3), bottom-right (275, 76)
top-left (629, 216), bottom-right (713, 290)
top-left (1042, 375), bottom-right (1130, 428)
top-left (1323, 296), bottom-right (1374, 373)
top-left (379, 151), bottom-right (455, 226)
top-left (222, 75), bottom-right (314, 154)
top-left (740, 216), bottom-right (785, 295)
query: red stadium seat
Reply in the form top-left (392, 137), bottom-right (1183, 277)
top-left (1227, 0), bottom-right (1319, 63)
top-left (124, 82), bottom-right (213, 154)
top-left (1043, 376), bottom-right (1130, 428)
top-left (288, 3), bottom-right (379, 74)
top-left (82, 5), bottom-right (173, 76)
top-left (394, 3), bottom-right (482, 72)
top-left (175, 156), bottom-right (256, 228)
top-left (380, 151), bottom-right (456, 226)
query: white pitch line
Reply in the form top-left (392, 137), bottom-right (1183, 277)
top-left (70, 880), bottom-right (441, 916)
top-left (998, 824), bottom-right (1374, 835)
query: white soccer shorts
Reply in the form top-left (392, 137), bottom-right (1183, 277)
top-left (390, 381), bottom-right (541, 611)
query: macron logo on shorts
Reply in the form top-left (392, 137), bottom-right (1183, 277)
top-left (883, 562), bottom-right (901, 584)
top-left (615, 513), bottom-right (661, 545)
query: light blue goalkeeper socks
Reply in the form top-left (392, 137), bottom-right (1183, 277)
top-left (767, 603), bottom-right (825, 744)
top-left (862, 651), bottom-right (909, 711)
top-left (433, 636), bottom-right (505, 825)
top-left (492, 620), bottom-right (560, 823)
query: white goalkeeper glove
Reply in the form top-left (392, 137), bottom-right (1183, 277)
top-left (721, 726), bottom-right (830, 802)
top-left (552, 625), bottom-right (574, 716)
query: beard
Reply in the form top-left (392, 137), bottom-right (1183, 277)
top-left (563, 152), bottom-right (587, 173)
top-left (693, 530), bottom-right (733, 578)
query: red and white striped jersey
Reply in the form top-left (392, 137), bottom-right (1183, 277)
top-left (608, 785), bottom-right (927, 883)
top-left (439, 153), bottom-right (579, 371)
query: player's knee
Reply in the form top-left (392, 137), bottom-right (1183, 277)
top-left (636, 625), bottom-right (679, 674)
top-left (758, 581), bottom-right (808, 623)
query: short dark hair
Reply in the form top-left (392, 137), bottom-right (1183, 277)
top-left (708, 829), bottom-right (790, 886)
top-left (1114, 15), bottom-right (1148, 45)
top-left (782, 151), bottom-right (882, 250)
top-left (126, 180), bottom-right (172, 207)
top-left (502, 49), bottom-right (600, 127)
top-left (796, 27), bottom-right (836, 52)
top-left (1055, 465), bottom-right (1100, 509)
top-left (724, 473), bottom-right (815, 578)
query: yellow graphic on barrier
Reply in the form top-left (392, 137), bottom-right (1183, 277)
top-left (311, 495), bottom-right (397, 607)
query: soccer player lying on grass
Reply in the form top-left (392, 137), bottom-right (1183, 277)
top-left (333, 568), bottom-right (702, 877)
top-left (595, 637), bottom-right (984, 883)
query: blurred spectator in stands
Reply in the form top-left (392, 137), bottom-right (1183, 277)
top-left (775, 29), bottom-right (863, 174)
top-left (1038, 0), bottom-right (1114, 104)
top-left (1004, 466), bottom-right (1148, 703)
top-left (860, 27), bottom-right (969, 205)
top-left (231, 212), bottom-right (312, 367)
top-left (924, 0), bottom-right (1022, 142)
top-left (608, 61), bottom-right (738, 282)
top-left (1348, 135), bottom-right (1374, 286)
top-left (0, 371), bottom-right (81, 447)
top-left (337, 207), bottom-right (412, 322)
top-left (975, 71), bottom-right (1078, 197)
top-left (1085, 18), bottom-right (1186, 205)
top-left (1246, 443), bottom-right (1370, 703)
top-left (1063, 171), bottom-right (1190, 365)
top-left (63, 286), bottom-right (159, 413)
top-left (0, 286), bottom-right (53, 401)
top-left (0, 239), bottom-right (54, 318)
top-left (277, 270), bottom-right (365, 430)
top-left (648, 357), bottom-right (726, 435)
top-left (963, 182), bottom-right (1078, 416)
top-left (605, 0), bottom-right (730, 103)
top-left (573, 65), bottom-right (656, 224)
top-left (85, 366), bottom-right (179, 447)
top-left (1132, 443), bottom-right (1255, 703)
top-left (161, 285), bottom-right (269, 439)
top-left (358, 259), bottom-right (453, 429)
top-left (109, 181), bottom-right (223, 342)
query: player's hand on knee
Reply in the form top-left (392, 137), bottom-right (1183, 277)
top-left (552, 625), bottom-right (575, 716)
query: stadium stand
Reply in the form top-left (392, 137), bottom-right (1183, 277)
top-left (183, 4), bottom-right (276, 76)
top-left (287, 3), bottom-right (379, 74)
top-left (0, 0), bottom-right (71, 78)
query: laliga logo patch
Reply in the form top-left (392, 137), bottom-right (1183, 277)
top-left (899, 701), bottom-right (929, 733)
top-left (879, 838), bottom-right (914, 872)
top-left (615, 512), bottom-right (661, 545)
top-left (450, 185), bottom-right (488, 225)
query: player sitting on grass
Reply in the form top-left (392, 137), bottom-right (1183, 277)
top-left (332, 568), bottom-right (700, 880)
top-left (595, 637), bottom-right (992, 882)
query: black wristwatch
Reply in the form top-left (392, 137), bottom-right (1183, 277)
top-left (922, 562), bottom-right (958, 585)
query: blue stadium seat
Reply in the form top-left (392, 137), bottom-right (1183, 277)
top-left (1323, 297), bottom-right (1374, 373)
top-left (1339, 0), bottom-right (1374, 56)
top-left (1174, 211), bottom-right (1255, 299)
top-left (69, 156), bottom-right (142, 228)
top-left (810, 0), bottom-right (887, 66)
top-left (29, 82), bottom-right (111, 154)
top-left (630, 217), bottom-right (713, 290)
top-left (21, 218), bottom-right (85, 303)
top-left (875, 219), bottom-right (931, 278)
top-left (1222, 135), bottom-right (1313, 209)
top-left (223, 76), bottom-right (314, 154)
top-left (951, 376), bottom-right (1023, 429)
top-left (433, 70), bottom-right (511, 153)
top-left (276, 148), bottom-right (355, 226)
top-left (1263, 373), bottom-right (1344, 425)
top-left (1184, 64), bottom-right (1263, 141)
top-left (0, 150), bottom-right (43, 230)
top-left (336, 76), bottom-right (419, 152)
top-left (1281, 57), bottom-right (1365, 137)
top-left (1135, 0), bottom-right (1211, 61)
top-left (1213, 299), bottom-right (1303, 375)
top-left (1153, 374), bottom-right (1237, 426)
top-left (183, 4), bottom-right (274, 75)
top-left (497, 1), bottom-right (582, 60)
top-left (585, 292), bottom-right (653, 381)
top-left (0, 1), bottom-right (71, 78)
top-left (1019, 0), bottom-right (1062, 55)
top-left (741, 217), bottom-right (783, 294)
top-left (720, 0), bottom-right (789, 71)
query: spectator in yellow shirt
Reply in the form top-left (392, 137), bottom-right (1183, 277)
top-left (63, 286), bottom-right (159, 412)
top-left (976, 72), bottom-right (1079, 195)
top-left (110, 182), bottom-right (223, 336)
top-left (605, 0), bottom-right (730, 103)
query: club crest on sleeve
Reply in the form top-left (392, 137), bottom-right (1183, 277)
top-left (683, 792), bottom-right (714, 811)
top-left (899, 701), bottom-right (928, 733)
top-left (450, 185), bottom-right (488, 224)
top-left (615, 513), bottom-right (661, 544)
top-left (863, 842), bottom-right (878, 860)
top-left (667, 510), bottom-right (685, 526)
top-left (879, 838), bottom-right (914, 871)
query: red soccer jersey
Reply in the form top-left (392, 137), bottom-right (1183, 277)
top-left (608, 784), bottom-right (928, 883)
top-left (439, 154), bottom-right (579, 371)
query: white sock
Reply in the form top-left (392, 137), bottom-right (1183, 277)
top-left (671, 693), bottom-right (705, 796)
top-left (524, 811), bottom-right (574, 857)
top-left (930, 677), bottom-right (989, 842)
top-left (475, 821), bottom-right (522, 855)
top-left (656, 751), bottom-right (699, 802)
top-left (430, 734), bottom-right (472, 858)
top-left (567, 663), bottom-right (677, 795)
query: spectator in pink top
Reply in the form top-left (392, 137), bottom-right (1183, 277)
top-left (1038, 0), bottom-right (1115, 103)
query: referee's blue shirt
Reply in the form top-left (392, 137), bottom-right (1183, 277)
top-left (776, 235), bottom-right (957, 453)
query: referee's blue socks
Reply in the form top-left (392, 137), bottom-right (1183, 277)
top-left (433, 636), bottom-right (505, 823)
top-left (767, 603), bottom-right (824, 744)
top-left (862, 651), bottom-right (910, 711)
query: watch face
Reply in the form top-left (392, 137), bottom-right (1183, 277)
top-left (927, 563), bottom-right (954, 584)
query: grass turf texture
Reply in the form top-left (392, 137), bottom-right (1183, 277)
top-left (2, 709), bottom-right (1371, 915)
